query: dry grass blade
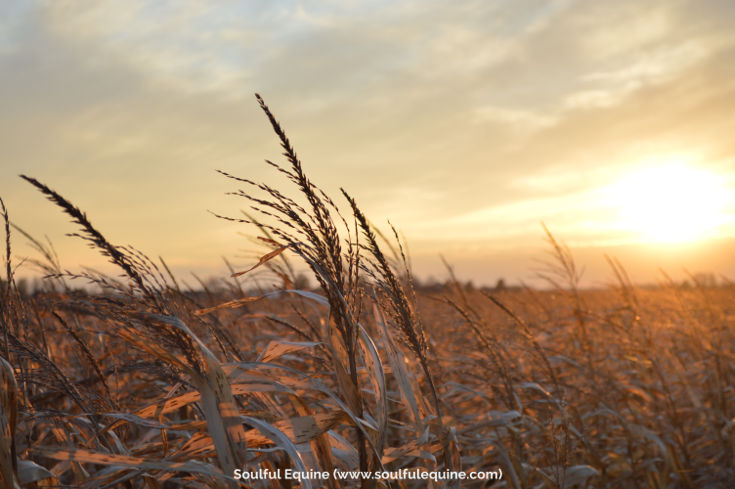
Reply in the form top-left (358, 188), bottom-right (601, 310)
top-left (561, 465), bottom-right (600, 488)
top-left (0, 356), bottom-right (20, 489)
top-left (381, 440), bottom-right (443, 464)
top-left (258, 339), bottom-right (320, 363)
top-left (155, 315), bottom-right (247, 488)
top-left (373, 303), bottom-right (421, 426)
top-left (181, 412), bottom-right (348, 454)
top-left (358, 325), bottom-right (388, 459)
top-left (194, 296), bottom-right (263, 316)
top-left (16, 460), bottom-right (55, 486)
top-left (240, 416), bottom-right (314, 489)
top-left (231, 244), bottom-right (290, 277)
top-left (30, 447), bottom-right (227, 478)
top-left (268, 412), bottom-right (347, 445)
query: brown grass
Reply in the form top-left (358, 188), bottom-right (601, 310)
top-left (0, 95), bottom-right (734, 488)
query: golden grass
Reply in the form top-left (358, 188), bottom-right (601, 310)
top-left (1, 96), bottom-right (734, 488)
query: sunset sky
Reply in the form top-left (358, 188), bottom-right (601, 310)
top-left (2, 0), bottom-right (735, 287)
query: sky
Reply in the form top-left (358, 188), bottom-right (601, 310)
top-left (1, 0), bottom-right (735, 288)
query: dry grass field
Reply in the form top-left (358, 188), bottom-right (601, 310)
top-left (1, 97), bottom-right (734, 488)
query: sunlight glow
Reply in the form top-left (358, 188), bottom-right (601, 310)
top-left (608, 158), bottom-right (731, 244)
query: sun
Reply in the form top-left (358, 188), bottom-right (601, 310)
top-left (608, 160), bottom-right (731, 244)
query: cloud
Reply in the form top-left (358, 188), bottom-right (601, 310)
top-left (2, 0), bottom-right (735, 283)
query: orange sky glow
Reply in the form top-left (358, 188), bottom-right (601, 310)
top-left (1, 1), bottom-right (735, 287)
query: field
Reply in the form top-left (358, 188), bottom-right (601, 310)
top-left (1, 97), bottom-right (734, 488)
